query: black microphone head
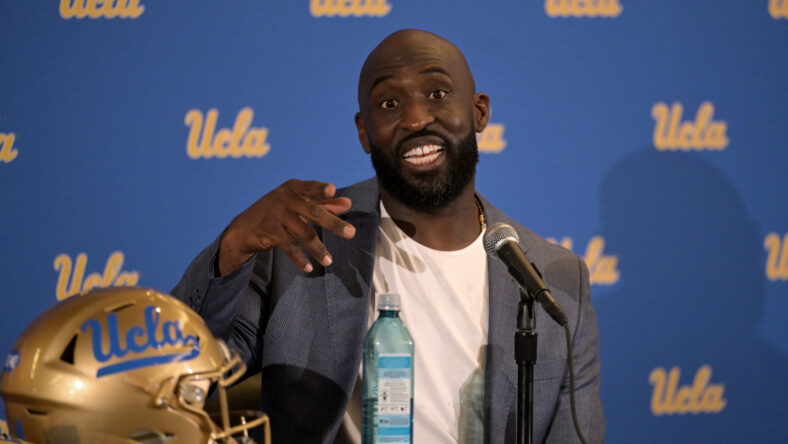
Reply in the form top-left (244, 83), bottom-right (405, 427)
top-left (483, 222), bottom-right (520, 259)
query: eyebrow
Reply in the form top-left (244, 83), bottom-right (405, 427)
top-left (369, 66), bottom-right (453, 92)
top-left (370, 74), bottom-right (394, 92)
top-left (419, 66), bottom-right (451, 77)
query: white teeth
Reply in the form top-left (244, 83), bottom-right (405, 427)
top-left (403, 144), bottom-right (443, 159)
top-left (405, 152), bottom-right (441, 165)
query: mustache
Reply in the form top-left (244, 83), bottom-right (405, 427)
top-left (396, 129), bottom-right (448, 152)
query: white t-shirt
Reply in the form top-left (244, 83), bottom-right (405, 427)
top-left (342, 202), bottom-right (489, 443)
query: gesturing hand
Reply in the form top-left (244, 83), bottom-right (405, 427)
top-left (217, 180), bottom-right (356, 276)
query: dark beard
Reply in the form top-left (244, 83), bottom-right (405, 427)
top-left (369, 129), bottom-right (479, 214)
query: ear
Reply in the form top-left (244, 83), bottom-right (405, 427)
top-left (355, 112), bottom-right (372, 154)
top-left (473, 92), bottom-right (490, 133)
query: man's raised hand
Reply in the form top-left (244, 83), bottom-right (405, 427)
top-left (217, 180), bottom-right (355, 276)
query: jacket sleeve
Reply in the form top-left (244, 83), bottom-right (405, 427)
top-left (545, 257), bottom-right (605, 443)
top-left (170, 235), bottom-right (267, 374)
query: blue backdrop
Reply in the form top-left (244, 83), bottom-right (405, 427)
top-left (1, 1), bottom-right (787, 442)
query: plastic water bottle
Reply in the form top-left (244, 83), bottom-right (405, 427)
top-left (362, 293), bottom-right (414, 444)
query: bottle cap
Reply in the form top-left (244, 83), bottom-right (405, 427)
top-left (376, 293), bottom-right (401, 311)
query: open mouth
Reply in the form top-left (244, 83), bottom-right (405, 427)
top-left (402, 144), bottom-right (445, 165)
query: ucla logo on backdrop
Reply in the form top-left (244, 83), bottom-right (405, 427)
top-left (652, 102), bottom-right (728, 151)
top-left (649, 365), bottom-right (726, 415)
top-left (545, 0), bottom-right (622, 18)
top-left (54, 251), bottom-right (139, 300)
top-left (60, 0), bottom-right (144, 19)
top-left (477, 123), bottom-right (507, 153)
top-left (547, 236), bottom-right (620, 285)
top-left (0, 132), bottom-right (17, 163)
top-left (81, 305), bottom-right (199, 377)
top-left (764, 232), bottom-right (788, 281)
top-left (185, 107), bottom-right (271, 159)
top-left (769, 0), bottom-right (788, 18)
top-left (310, 0), bottom-right (392, 17)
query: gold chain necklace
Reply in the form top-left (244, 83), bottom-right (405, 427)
top-left (474, 196), bottom-right (486, 232)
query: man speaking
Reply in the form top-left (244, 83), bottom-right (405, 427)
top-left (173, 29), bottom-right (604, 443)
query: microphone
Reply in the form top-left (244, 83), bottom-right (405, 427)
top-left (483, 223), bottom-right (568, 326)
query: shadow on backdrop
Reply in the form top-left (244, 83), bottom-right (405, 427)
top-left (594, 150), bottom-right (787, 443)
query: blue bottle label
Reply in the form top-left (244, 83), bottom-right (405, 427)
top-left (377, 353), bottom-right (412, 443)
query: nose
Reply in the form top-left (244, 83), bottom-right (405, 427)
top-left (399, 98), bottom-right (435, 131)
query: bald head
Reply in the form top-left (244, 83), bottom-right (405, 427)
top-left (357, 29), bottom-right (476, 112)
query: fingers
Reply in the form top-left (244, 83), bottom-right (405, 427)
top-left (283, 188), bottom-right (354, 269)
top-left (317, 197), bottom-right (353, 215)
top-left (284, 214), bottom-right (332, 270)
top-left (271, 212), bottom-right (343, 273)
top-left (290, 193), bottom-right (355, 240)
top-left (285, 179), bottom-right (336, 201)
top-left (248, 220), bottom-right (321, 273)
top-left (278, 228), bottom-right (317, 273)
top-left (223, 180), bottom-right (357, 274)
top-left (282, 180), bottom-right (355, 237)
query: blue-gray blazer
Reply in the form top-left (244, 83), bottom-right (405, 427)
top-left (172, 178), bottom-right (604, 443)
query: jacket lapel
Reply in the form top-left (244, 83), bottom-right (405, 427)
top-left (482, 198), bottom-right (519, 444)
top-left (322, 179), bottom-right (380, 394)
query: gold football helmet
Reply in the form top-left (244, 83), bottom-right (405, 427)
top-left (0, 287), bottom-right (269, 444)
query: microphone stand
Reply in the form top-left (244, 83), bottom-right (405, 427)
top-left (516, 289), bottom-right (537, 444)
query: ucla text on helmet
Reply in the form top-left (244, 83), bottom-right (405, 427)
top-left (81, 305), bottom-right (200, 377)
